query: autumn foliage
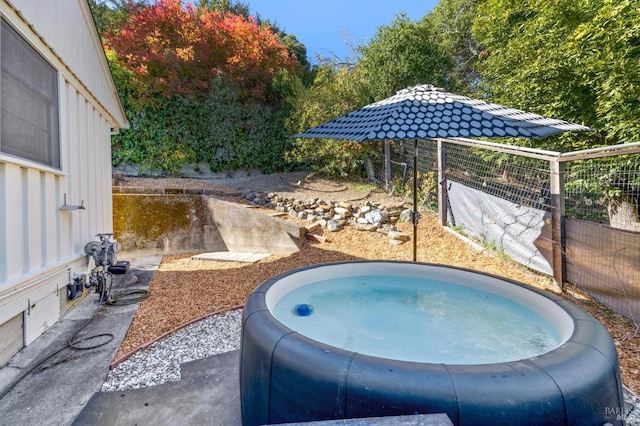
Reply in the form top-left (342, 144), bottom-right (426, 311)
top-left (105, 0), bottom-right (298, 102)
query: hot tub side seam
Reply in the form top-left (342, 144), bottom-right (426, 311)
top-left (342, 351), bottom-right (359, 418)
top-left (521, 359), bottom-right (568, 424)
top-left (268, 330), bottom-right (296, 424)
top-left (442, 364), bottom-right (460, 424)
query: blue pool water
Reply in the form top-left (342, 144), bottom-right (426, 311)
top-left (273, 275), bottom-right (562, 364)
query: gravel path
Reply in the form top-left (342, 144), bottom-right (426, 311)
top-left (102, 309), bottom-right (242, 392)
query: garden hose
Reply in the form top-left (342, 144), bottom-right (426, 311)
top-left (0, 276), bottom-right (149, 401)
top-left (0, 308), bottom-right (109, 401)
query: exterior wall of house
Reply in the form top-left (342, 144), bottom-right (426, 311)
top-left (0, 0), bottom-right (126, 364)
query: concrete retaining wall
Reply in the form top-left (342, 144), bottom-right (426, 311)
top-left (113, 193), bottom-right (303, 256)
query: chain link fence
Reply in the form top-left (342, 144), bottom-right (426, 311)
top-left (376, 139), bottom-right (640, 322)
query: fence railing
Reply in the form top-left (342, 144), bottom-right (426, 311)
top-left (379, 139), bottom-right (640, 321)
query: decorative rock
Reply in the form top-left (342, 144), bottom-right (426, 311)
top-left (264, 191), bottom-right (418, 243)
top-left (387, 201), bottom-right (406, 209)
top-left (356, 223), bottom-right (377, 232)
top-left (306, 223), bottom-right (321, 233)
top-left (334, 206), bottom-right (351, 217)
top-left (399, 209), bottom-right (413, 223)
top-left (389, 239), bottom-right (405, 246)
top-left (388, 230), bottom-right (410, 242)
top-left (365, 209), bottom-right (384, 225)
top-left (327, 220), bottom-right (343, 232)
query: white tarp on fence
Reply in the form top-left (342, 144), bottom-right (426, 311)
top-left (446, 180), bottom-right (553, 275)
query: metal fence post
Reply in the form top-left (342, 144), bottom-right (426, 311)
top-left (384, 141), bottom-right (391, 189)
top-left (550, 159), bottom-right (566, 291)
top-left (437, 139), bottom-right (447, 226)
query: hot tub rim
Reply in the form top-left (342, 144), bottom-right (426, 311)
top-left (240, 260), bottom-right (624, 425)
top-left (252, 260), bottom-right (591, 356)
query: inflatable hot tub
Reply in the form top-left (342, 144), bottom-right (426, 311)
top-left (240, 261), bottom-right (625, 425)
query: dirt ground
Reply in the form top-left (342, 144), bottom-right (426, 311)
top-left (114, 172), bottom-right (640, 395)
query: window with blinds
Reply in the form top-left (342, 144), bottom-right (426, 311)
top-left (1, 18), bottom-right (60, 169)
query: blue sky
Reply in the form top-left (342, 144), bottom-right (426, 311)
top-left (248, 0), bottom-right (439, 64)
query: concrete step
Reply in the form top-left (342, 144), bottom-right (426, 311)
top-left (180, 349), bottom-right (239, 380)
top-left (73, 350), bottom-right (241, 426)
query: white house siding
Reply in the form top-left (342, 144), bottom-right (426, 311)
top-left (0, 0), bottom-right (125, 363)
top-left (12, 0), bottom-right (126, 126)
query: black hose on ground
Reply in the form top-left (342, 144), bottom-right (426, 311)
top-left (0, 279), bottom-right (149, 401)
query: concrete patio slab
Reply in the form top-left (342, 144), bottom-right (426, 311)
top-left (192, 251), bottom-right (271, 263)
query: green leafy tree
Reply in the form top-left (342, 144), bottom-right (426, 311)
top-left (196, 0), bottom-right (250, 16)
top-left (285, 11), bottom-right (469, 178)
top-left (357, 13), bottom-right (452, 99)
top-left (473, 0), bottom-right (640, 148)
top-left (474, 0), bottom-right (640, 227)
top-left (286, 66), bottom-right (378, 177)
top-left (87, 0), bottom-right (132, 35)
top-left (567, 0), bottom-right (640, 144)
top-left (259, 19), bottom-right (311, 72)
top-left (424, 0), bottom-right (480, 93)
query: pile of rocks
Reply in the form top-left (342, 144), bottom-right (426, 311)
top-left (241, 190), bottom-right (413, 246)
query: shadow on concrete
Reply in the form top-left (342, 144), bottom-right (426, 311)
top-left (0, 256), bottom-right (161, 426)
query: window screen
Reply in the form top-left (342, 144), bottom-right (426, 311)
top-left (1, 18), bottom-right (60, 168)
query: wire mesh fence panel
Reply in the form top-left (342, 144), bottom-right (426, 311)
top-left (381, 140), bottom-right (439, 208)
top-left (565, 218), bottom-right (640, 322)
top-left (372, 140), bottom-right (640, 320)
top-left (440, 142), bottom-right (555, 275)
top-left (563, 153), bottom-right (640, 321)
top-left (564, 156), bottom-right (640, 228)
top-left (443, 143), bottom-right (554, 211)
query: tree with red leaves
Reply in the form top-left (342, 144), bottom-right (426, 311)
top-left (105, 0), bottom-right (299, 103)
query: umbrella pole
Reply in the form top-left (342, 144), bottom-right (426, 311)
top-left (412, 139), bottom-right (418, 262)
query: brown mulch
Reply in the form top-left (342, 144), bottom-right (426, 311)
top-left (113, 175), bottom-right (640, 395)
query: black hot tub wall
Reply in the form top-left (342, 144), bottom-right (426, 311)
top-left (239, 262), bottom-right (626, 426)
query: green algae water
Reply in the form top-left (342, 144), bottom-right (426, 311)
top-left (273, 275), bottom-right (562, 364)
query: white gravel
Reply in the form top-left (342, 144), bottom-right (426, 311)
top-left (102, 309), bottom-right (242, 392)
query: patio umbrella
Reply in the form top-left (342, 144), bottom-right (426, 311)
top-left (293, 84), bottom-right (592, 260)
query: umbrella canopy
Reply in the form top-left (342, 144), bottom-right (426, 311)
top-left (293, 84), bottom-right (592, 261)
top-left (293, 84), bottom-right (592, 141)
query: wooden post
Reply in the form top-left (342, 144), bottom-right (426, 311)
top-left (437, 139), bottom-right (447, 226)
top-left (550, 159), bottom-right (566, 292)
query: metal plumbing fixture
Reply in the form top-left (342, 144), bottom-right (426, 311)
top-left (83, 233), bottom-right (120, 268)
top-left (66, 275), bottom-right (84, 301)
top-left (83, 233), bottom-right (120, 303)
